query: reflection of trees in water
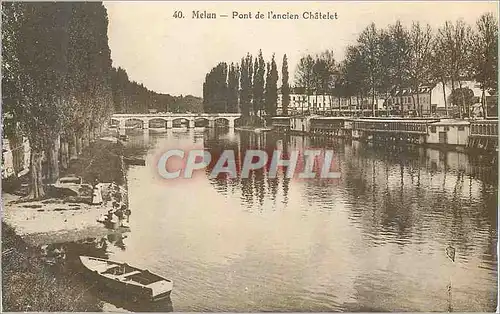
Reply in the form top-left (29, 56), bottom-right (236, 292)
top-left (204, 131), bottom-right (287, 209)
top-left (203, 130), bottom-right (495, 259)
top-left (340, 140), bottom-right (497, 258)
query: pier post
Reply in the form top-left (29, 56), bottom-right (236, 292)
top-left (228, 118), bottom-right (235, 129)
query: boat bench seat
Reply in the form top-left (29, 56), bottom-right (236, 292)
top-left (120, 270), bottom-right (142, 280)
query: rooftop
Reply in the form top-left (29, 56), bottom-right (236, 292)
top-left (430, 119), bottom-right (470, 126)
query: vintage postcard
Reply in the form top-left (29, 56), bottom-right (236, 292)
top-left (1, 1), bottom-right (498, 312)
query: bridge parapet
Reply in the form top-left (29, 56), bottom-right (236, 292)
top-left (111, 112), bottom-right (241, 129)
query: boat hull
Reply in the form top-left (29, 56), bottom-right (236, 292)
top-left (80, 256), bottom-right (172, 302)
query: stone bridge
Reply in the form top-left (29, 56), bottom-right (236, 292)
top-left (111, 113), bottom-right (242, 129)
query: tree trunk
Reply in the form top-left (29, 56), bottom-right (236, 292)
top-left (46, 134), bottom-right (60, 183)
top-left (458, 81), bottom-right (464, 119)
top-left (69, 132), bottom-right (78, 160)
top-left (337, 95), bottom-right (341, 115)
top-left (414, 83), bottom-right (420, 117)
top-left (400, 90), bottom-right (405, 118)
top-left (385, 94), bottom-right (389, 117)
top-left (7, 132), bottom-right (22, 176)
top-left (76, 134), bottom-right (83, 156)
top-left (356, 95), bottom-right (360, 117)
top-left (29, 149), bottom-right (45, 199)
top-left (481, 88), bottom-right (487, 119)
top-left (372, 88), bottom-right (376, 117)
top-left (442, 80), bottom-right (448, 117)
top-left (60, 137), bottom-right (69, 170)
top-left (83, 130), bottom-right (90, 148)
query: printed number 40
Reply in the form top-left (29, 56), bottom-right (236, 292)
top-left (173, 11), bottom-right (184, 18)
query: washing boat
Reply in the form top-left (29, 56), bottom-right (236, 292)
top-left (79, 256), bottom-right (173, 302)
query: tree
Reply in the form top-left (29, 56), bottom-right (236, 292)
top-left (227, 63), bottom-right (240, 113)
top-left (7, 3), bottom-right (73, 197)
top-left (202, 62), bottom-right (229, 113)
top-left (408, 22), bottom-right (433, 116)
top-left (357, 23), bottom-right (382, 116)
top-left (253, 50), bottom-right (265, 117)
top-left (295, 54), bottom-right (315, 113)
top-left (2, 2), bottom-right (26, 177)
top-left (471, 13), bottom-right (498, 118)
top-left (431, 38), bottom-right (451, 116)
top-left (312, 50), bottom-right (337, 114)
top-left (281, 54), bottom-right (290, 116)
top-left (239, 53), bottom-right (253, 117)
top-left (248, 54), bottom-right (254, 114)
top-left (342, 45), bottom-right (368, 113)
top-left (389, 21), bottom-right (411, 88)
top-left (450, 88), bottom-right (474, 117)
top-left (435, 19), bottom-right (474, 118)
top-left (264, 53), bottom-right (279, 116)
top-left (2, 2), bottom-right (116, 198)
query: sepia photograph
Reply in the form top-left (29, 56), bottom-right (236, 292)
top-left (1, 1), bottom-right (498, 312)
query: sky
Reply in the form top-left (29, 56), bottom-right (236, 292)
top-left (103, 1), bottom-right (498, 98)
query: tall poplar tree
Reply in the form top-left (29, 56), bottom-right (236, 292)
top-left (253, 49), bottom-right (265, 117)
top-left (281, 54), bottom-right (290, 116)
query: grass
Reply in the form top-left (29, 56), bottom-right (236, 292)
top-left (1, 222), bottom-right (102, 311)
top-left (2, 136), bottom-right (128, 311)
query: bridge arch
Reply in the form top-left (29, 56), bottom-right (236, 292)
top-left (124, 118), bottom-right (144, 128)
top-left (214, 117), bottom-right (230, 127)
top-left (194, 117), bottom-right (210, 127)
top-left (148, 118), bottom-right (169, 128)
top-left (172, 117), bottom-right (190, 128)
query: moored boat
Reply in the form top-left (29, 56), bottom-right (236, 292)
top-left (123, 157), bottom-right (146, 166)
top-left (79, 256), bottom-right (173, 302)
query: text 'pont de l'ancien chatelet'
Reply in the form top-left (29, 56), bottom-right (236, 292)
top-left (190, 10), bottom-right (339, 20)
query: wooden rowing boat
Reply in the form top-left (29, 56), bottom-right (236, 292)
top-left (80, 256), bottom-right (173, 302)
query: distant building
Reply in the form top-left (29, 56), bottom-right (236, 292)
top-left (277, 87), bottom-right (385, 115)
top-left (386, 84), bottom-right (434, 115)
top-left (276, 81), bottom-right (491, 117)
top-left (386, 80), bottom-right (491, 117)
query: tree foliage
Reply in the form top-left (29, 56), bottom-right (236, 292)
top-left (2, 2), bottom-right (193, 198)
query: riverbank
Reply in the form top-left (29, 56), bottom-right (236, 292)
top-left (3, 135), bottom-right (129, 244)
top-left (1, 222), bottom-right (102, 311)
top-left (2, 134), bottom-right (132, 311)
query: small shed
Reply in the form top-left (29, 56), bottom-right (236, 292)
top-left (427, 119), bottom-right (470, 146)
top-left (290, 115), bottom-right (313, 133)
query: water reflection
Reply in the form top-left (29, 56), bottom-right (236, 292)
top-left (41, 231), bottom-right (174, 312)
top-left (198, 130), bottom-right (496, 311)
top-left (67, 128), bottom-right (499, 312)
top-left (93, 287), bottom-right (173, 312)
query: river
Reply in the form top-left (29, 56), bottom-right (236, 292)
top-left (72, 127), bottom-right (498, 312)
